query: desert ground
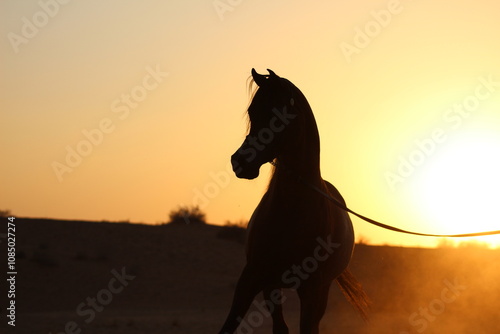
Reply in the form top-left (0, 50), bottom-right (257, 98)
top-left (4, 218), bottom-right (500, 334)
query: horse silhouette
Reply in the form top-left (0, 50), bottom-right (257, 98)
top-left (219, 69), bottom-right (369, 334)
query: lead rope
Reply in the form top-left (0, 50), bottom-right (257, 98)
top-left (269, 162), bottom-right (500, 238)
top-left (301, 177), bottom-right (500, 237)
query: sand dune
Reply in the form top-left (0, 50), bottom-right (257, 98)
top-left (8, 218), bottom-right (500, 333)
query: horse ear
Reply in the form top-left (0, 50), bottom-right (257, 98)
top-left (267, 69), bottom-right (278, 79)
top-left (252, 68), bottom-right (267, 87)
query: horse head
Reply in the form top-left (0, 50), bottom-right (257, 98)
top-left (231, 68), bottom-right (297, 179)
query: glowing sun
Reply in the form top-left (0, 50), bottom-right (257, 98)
top-left (414, 130), bottom-right (500, 246)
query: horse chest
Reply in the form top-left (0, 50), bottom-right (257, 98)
top-left (248, 191), bottom-right (311, 231)
top-left (245, 191), bottom-right (328, 264)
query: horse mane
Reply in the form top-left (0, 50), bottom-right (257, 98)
top-left (244, 75), bottom-right (321, 184)
top-left (244, 77), bottom-right (258, 132)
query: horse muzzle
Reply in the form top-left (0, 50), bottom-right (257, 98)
top-left (231, 153), bottom-right (261, 180)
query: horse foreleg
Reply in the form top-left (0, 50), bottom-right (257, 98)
top-left (263, 287), bottom-right (289, 334)
top-left (218, 265), bottom-right (263, 334)
top-left (297, 282), bottom-right (331, 334)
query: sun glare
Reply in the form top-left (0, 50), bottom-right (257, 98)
top-left (414, 131), bottom-right (500, 247)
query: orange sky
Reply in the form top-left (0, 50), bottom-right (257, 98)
top-left (2, 0), bottom-right (500, 248)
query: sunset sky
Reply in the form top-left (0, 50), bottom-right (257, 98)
top-left (2, 0), bottom-right (500, 248)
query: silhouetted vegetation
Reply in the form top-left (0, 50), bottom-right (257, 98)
top-left (167, 205), bottom-right (206, 225)
top-left (356, 235), bottom-right (370, 245)
top-left (436, 238), bottom-right (491, 249)
top-left (100, 219), bottom-right (131, 224)
top-left (458, 240), bottom-right (490, 249)
top-left (0, 209), bottom-right (12, 218)
top-left (216, 220), bottom-right (247, 243)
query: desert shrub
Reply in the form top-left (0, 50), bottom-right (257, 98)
top-left (356, 235), bottom-right (370, 246)
top-left (436, 238), bottom-right (456, 249)
top-left (0, 209), bottom-right (12, 218)
top-left (458, 240), bottom-right (490, 249)
top-left (216, 221), bottom-right (247, 243)
top-left (167, 205), bottom-right (206, 225)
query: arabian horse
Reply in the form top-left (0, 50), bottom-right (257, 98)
top-left (219, 69), bottom-right (369, 334)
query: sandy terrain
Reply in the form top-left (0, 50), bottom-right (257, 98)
top-left (4, 218), bottom-right (500, 334)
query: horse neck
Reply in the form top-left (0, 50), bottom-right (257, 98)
top-left (277, 149), bottom-right (320, 180)
top-left (270, 125), bottom-right (322, 192)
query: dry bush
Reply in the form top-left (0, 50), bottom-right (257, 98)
top-left (167, 205), bottom-right (206, 225)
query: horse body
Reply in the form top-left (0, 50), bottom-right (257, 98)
top-left (219, 69), bottom-right (368, 334)
top-left (246, 171), bottom-right (354, 284)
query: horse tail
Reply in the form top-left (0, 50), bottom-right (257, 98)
top-left (335, 269), bottom-right (370, 321)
